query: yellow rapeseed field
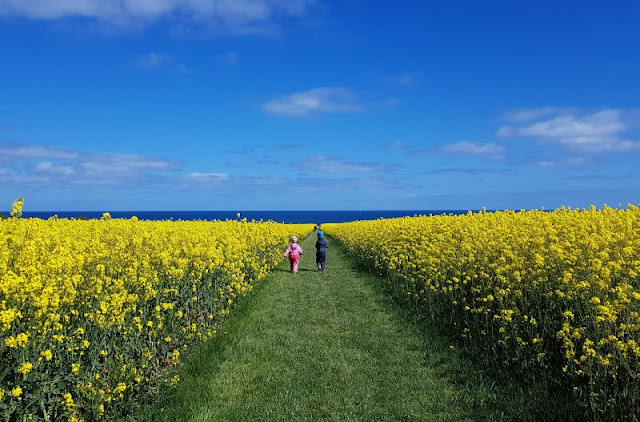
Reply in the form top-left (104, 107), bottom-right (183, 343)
top-left (325, 206), bottom-right (640, 420)
top-left (0, 199), bottom-right (313, 420)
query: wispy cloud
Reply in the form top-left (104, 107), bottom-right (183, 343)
top-left (387, 72), bottom-right (421, 86)
top-left (501, 107), bottom-right (579, 123)
top-left (497, 108), bottom-right (640, 152)
top-left (294, 154), bottom-right (397, 173)
top-left (184, 172), bottom-right (230, 184)
top-left (221, 51), bottom-right (238, 64)
top-left (35, 162), bottom-right (75, 176)
top-left (291, 176), bottom-right (401, 193)
top-left (422, 168), bottom-right (510, 175)
top-left (1, 141), bottom-right (401, 196)
top-left (440, 141), bottom-right (505, 160)
top-left (262, 88), bottom-right (364, 117)
top-left (0, 142), bottom-right (182, 188)
top-left (179, 173), bottom-right (401, 194)
top-left (0, 0), bottom-right (317, 32)
top-left (392, 140), bottom-right (505, 161)
top-left (0, 142), bottom-right (79, 159)
top-left (137, 53), bottom-right (171, 68)
top-left (179, 173), bottom-right (284, 192)
top-left (391, 141), bottom-right (411, 151)
top-left (537, 157), bottom-right (591, 167)
top-left (564, 174), bottom-right (625, 181)
top-left (225, 159), bottom-right (279, 168)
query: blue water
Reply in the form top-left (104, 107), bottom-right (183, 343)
top-left (17, 210), bottom-right (472, 224)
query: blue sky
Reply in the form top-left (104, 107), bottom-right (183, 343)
top-left (1, 0), bottom-right (639, 211)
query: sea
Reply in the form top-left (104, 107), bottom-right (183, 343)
top-left (18, 210), bottom-right (473, 224)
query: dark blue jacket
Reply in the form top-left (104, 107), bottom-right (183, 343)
top-left (315, 238), bottom-right (328, 254)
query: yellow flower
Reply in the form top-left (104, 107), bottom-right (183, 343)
top-left (61, 392), bottom-right (75, 410)
top-left (10, 197), bottom-right (24, 218)
top-left (11, 386), bottom-right (23, 398)
top-left (4, 336), bottom-right (18, 348)
top-left (16, 332), bottom-right (29, 347)
top-left (40, 349), bottom-right (53, 361)
top-left (114, 382), bottom-right (127, 397)
top-left (18, 362), bottom-right (33, 375)
top-left (0, 213), bottom-right (314, 415)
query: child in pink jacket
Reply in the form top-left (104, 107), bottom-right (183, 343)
top-left (284, 236), bottom-right (304, 274)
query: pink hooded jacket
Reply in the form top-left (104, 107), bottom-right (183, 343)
top-left (284, 242), bottom-right (303, 257)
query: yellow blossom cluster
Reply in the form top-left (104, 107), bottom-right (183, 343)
top-left (0, 210), bottom-right (312, 420)
top-left (325, 205), bottom-right (640, 419)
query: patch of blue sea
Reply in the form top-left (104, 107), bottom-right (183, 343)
top-left (18, 210), bottom-right (478, 224)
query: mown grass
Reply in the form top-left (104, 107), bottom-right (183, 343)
top-left (136, 234), bottom-right (565, 421)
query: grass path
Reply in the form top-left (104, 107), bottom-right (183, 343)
top-left (140, 235), bottom-right (497, 421)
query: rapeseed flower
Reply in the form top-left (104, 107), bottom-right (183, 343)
top-left (18, 362), bottom-right (33, 375)
top-left (325, 205), bottom-right (640, 419)
top-left (0, 209), bottom-right (313, 420)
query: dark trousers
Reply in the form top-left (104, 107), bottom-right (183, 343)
top-left (316, 252), bottom-right (326, 270)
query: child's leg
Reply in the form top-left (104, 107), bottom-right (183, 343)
top-left (289, 256), bottom-right (295, 272)
top-left (292, 255), bottom-right (299, 273)
top-left (320, 252), bottom-right (326, 270)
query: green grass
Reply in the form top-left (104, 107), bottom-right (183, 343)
top-left (136, 235), bottom-right (545, 421)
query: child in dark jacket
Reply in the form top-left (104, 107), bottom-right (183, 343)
top-left (315, 231), bottom-right (328, 271)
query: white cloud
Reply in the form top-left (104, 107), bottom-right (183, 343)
top-left (537, 157), bottom-right (590, 167)
top-left (0, 142), bottom-right (79, 159)
top-left (440, 141), bottom-right (505, 160)
top-left (36, 162), bottom-right (75, 176)
top-left (180, 173), bottom-right (285, 191)
top-left (501, 107), bottom-right (578, 123)
top-left (0, 142), bottom-right (182, 187)
top-left (497, 108), bottom-right (640, 152)
top-left (391, 141), bottom-right (409, 151)
top-left (262, 88), bottom-right (364, 117)
top-left (80, 154), bottom-right (177, 177)
top-left (422, 168), bottom-right (509, 175)
top-left (138, 53), bottom-right (171, 68)
top-left (0, 0), bottom-right (316, 31)
top-left (295, 155), bottom-right (394, 173)
top-left (185, 172), bottom-right (230, 183)
top-left (387, 72), bottom-right (421, 86)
